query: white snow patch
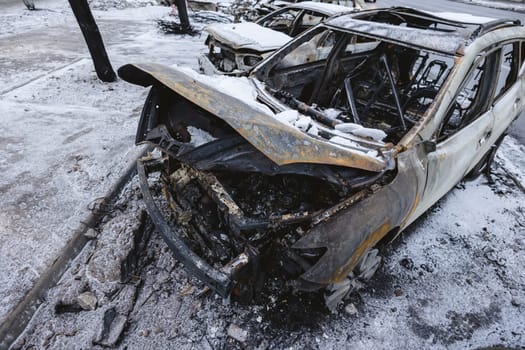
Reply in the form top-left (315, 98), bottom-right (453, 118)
top-left (324, 108), bottom-right (343, 120)
top-left (335, 123), bottom-right (387, 141)
top-left (326, 17), bottom-right (464, 54)
top-left (329, 136), bottom-right (364, 150)
top-left (187, 126), bottom-right (217, 146)
top-left (275, 110), bottom-right (300, 123)
top-left (204, 22), bottom-right (291, 52)
top-left (334, 122), bottom-right (363, 133)
top-left (424, 11), bottom-right (495, 24)
top-left (308, 124), bottom-right (319, 136)
top-left (92, 5), bottom-right (170, 20)
top-left (351, 127), bottom-right (387, 142)
top-left (88, 0), bottom-right (158, 10)
top-left (295, 116), bottom-right (313, 132)
top-left (178, 66), bottom-right (273, 115)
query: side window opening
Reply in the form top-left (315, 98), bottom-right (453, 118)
top-left (439, 50), bottom-right (500, 140)
top-left (260, 9), bottom-right (301, 34)
top-left (275, 29), bottom-right (337, 69)
top-left (292, 10), bottom-right (324, 36)
top-left (494, 42), bottom-right (519, 101)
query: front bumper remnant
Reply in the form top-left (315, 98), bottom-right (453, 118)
top-left (137, 158), bottom-right (251, 296)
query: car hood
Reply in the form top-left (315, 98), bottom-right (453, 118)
top-left (119, 63), bottom-right (394, 172)
top-left (205, 22), bottom-right (292, 52)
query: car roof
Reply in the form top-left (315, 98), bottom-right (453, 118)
top-left (325, 7), bottom-right (521, 55)
top-left (286, 1), bottom-right (353, 16)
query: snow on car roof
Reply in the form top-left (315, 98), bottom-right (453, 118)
top-left (205, 22), bottom-right (292, 52)
top-left (288, 1), bottom-right (353, 15)
top-left (421, 10), bottom-right (496, 24)
top-left (325, 17), bottom-right (466, 55)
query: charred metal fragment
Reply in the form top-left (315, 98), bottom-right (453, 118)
top-left (271, 88), bottom-right (343, 128)
top-left (343, 77), bottom-right (361, 125)
top-left (380, 54), bottom-right (406, 131)
top-left (137, 152), bottom-right (358, 296)
top-left (137, 158), bottom-right (233, 296)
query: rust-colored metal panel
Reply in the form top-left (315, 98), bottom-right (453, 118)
top-left (119, 63), bottom-right (390, 172)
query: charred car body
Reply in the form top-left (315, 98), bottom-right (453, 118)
top-left (256, 0), bottom-right (373, 18)
top-left (199, 1), bottom-right (352, 75)
top-left (119, 7), bottom-right (525, 309)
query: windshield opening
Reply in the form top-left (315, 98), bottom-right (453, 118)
top-left (261, 27), bottom-right (456, 144)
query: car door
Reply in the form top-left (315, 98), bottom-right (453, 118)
top-left (421, 49), bottom-right (500, 207)
top-left (490, 41), bottom-right (523, 140)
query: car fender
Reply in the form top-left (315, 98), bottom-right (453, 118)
top-left (293, 143), bottom-right (427, 286)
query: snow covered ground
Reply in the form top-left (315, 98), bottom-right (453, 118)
top-left (1, 0), bottom-right (524, 349)
top-left (11, 144), bottom-right (525, 350)
top-left (0, 0), bottom-right (208, 343)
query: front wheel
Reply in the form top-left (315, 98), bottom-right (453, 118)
top-left (324, 248), bottom-right (382, 311)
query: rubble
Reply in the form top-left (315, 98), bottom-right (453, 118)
top-left (344, 303), bottom-right (358, 315)
top-left (400, 257), bottom-right (415, 270)
top-left (86, 208), bottom-right (149, 288)
top-left (227, 323), bottom-right (248, 343)
top-left (84, 228), bottom-right (98, 239)
top-left (77, 291), bottom-right (98, 311)
top-left (93, 307), bottom-right (128, 346)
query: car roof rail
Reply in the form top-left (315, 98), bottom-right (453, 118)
top-left (469, 19), bottom-right (522, 41)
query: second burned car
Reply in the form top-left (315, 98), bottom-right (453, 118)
top-left (119, 7), bottom-right (525, 309)
top-left (198, 1), bottom-right (353, 75)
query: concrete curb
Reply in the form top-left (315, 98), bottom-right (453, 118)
top-left (0, 145), bottom-right (149, 350)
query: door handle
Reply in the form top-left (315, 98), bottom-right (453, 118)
top-left (514, 97), bottom-right (521, 109)
top-left (478, 130), bottom-right (491, 146)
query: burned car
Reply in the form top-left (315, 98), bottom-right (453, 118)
top-left (199, 1), bottom-right (352, 75)
top-left (119, 7), bottom-right (525, 309)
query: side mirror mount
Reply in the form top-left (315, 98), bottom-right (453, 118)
top-left (422, 140), bottom-right (437, 153)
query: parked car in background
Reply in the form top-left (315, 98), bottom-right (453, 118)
top-left (255, 0), bottom-right (352, 17)
top-left (198, 1), bottom-right (353, 75)
top-left (256, 0), bottom-right (373, 17)
top-left (119, 7), bottom-right (525, 310)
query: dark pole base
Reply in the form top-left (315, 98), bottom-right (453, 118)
top-left (174, 0), bottom-right (192, 32)
top-left (68, 0), bottom-right (117, 82)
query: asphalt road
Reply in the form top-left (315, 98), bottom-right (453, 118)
top-left (381, 0), bottom-right (525, 19)
top-left (378, 0), bottom-right (525, 144)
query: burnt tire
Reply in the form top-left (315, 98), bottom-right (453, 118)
top-left (324, 248), bottom-right (382, 311)
top-left (464, 133), bottom-right (506, 181)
